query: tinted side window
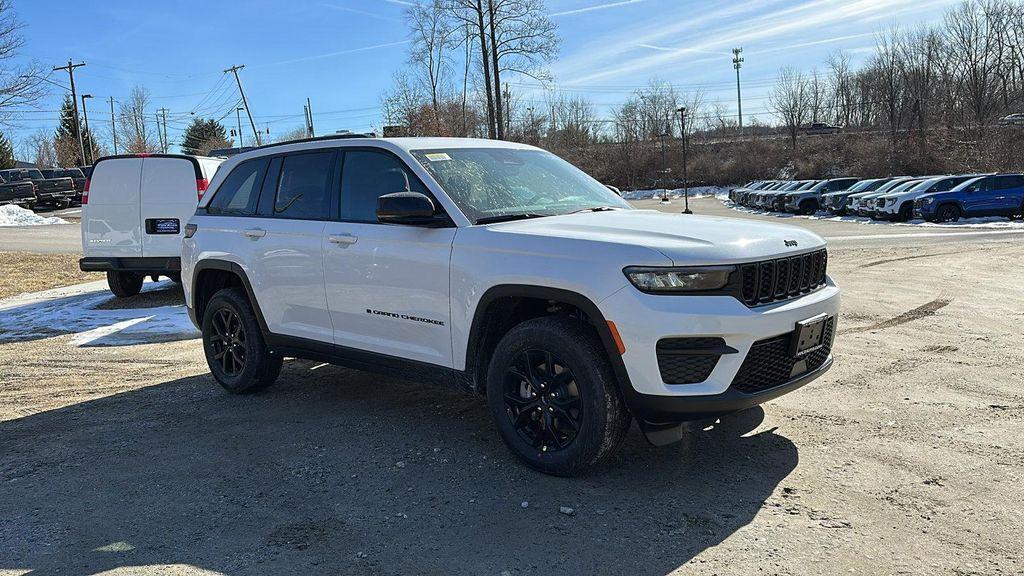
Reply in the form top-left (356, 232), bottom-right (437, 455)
top-left (274, 151), bottom-right (336, 220)
top-left (207, 159), bottom-right (268, 216)
top-left (340, 150), bottom-right (425, 223)
top-left (994, 175), bottom-right (1024, 189)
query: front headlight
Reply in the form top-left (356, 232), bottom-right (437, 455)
top-left (923, 197), bottom-right (935, 205)
top-left (624, 266), bottom-right (735, 294)
top-left (886, 198), bottom-right (896, 206)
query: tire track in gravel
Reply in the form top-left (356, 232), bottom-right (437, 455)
top-left (839, 298), bottom-right (952, 335)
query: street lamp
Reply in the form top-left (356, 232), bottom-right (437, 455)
top-left (678, 106), bottom-right (692, 214)
top-left (659, 122), bottom-right (671, 204)
top-left (81, 94), bottom-right (95, 165)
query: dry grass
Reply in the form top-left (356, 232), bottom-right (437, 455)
top-left (0, 251), bottom-right (101, 300)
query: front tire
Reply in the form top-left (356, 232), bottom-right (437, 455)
top-left (485, 316), bottom-right (631, 476)
top-left (937, 204), bottom-right (961, 223)
top-left (202, 288), bottom-right (282, 394)
top-left (897, 202), bottom-right (913, 222)
top-left (799, 200), bottom-right (817, 215)
top-left (106, 271), bottom-right (143, 297)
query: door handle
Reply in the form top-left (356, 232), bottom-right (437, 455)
top-left (243, 228), bottom-right (266, 239)
top-left (328, 233), bottom-right (358, 246)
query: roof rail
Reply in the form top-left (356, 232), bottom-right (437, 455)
top-left (254, 133), bottom-right (372, 152)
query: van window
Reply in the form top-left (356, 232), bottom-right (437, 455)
top-left (340, 150), bottom-right (425, 223)
top-left (207, 159), bottom-right (267, 216)
top-left (273, 151), bottom-right (335, 220)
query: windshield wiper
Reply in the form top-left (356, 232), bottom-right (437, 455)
top-left (569, 206), bottom-right (620, 214)
top-left (475, 213), bottom-right (548, 225)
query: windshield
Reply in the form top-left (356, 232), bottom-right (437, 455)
top-left (846, 179), bottom-right (878, 193)
top-left (411, 147), bottom-right (630, 223)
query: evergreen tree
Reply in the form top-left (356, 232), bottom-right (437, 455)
top-left (0, 131), bottom-right (15, 169)
top-left (53, 94), bottom-right (99, 167)
top-left (181, 117), bottom-right (232, 156)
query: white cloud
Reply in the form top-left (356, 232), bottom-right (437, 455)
top-left (551, 0), bottom-right (648, 17)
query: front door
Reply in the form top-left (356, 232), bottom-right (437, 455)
top-left (323, 149), bottom-right (456, 367)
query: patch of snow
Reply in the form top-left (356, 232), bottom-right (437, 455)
top-left (622, 185), bottom-right (731, 201)
top-left (0, 280), bottom-right (198, 347)
top-left (719, 198), bottom-right (1024, 230)
top-left (0, 204), bottom-right (68, 226)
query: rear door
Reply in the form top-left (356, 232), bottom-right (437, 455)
top-left (140, 157), bottom-right (202, 258)
top-left (990, 175), bottom-right (1024, 214)
top-left (83, 158), bottom-right (144, 258)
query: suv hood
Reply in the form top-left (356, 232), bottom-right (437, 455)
top-left (486, 210), bottom-right (826, 265)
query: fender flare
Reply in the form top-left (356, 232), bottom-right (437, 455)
top-left (464, 284), bottom-right (635, 398)
top-left (191, 259), bottom-right (270, 333)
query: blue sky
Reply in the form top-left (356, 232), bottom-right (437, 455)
top-left (10, 0), bottom-right (959, 152)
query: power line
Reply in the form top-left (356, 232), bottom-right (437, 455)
top-left (224, 64), bottom-right (261, 146)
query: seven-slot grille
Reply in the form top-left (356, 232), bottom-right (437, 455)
top-left (730, 317), bottom-right (835, 394)
top-left (739, 249), bottom-right (827, 306)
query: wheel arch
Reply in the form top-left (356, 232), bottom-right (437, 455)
top-left (191, 259), bottom-right (269, 333)
top-left (463, 284), bottom-right (632, 398)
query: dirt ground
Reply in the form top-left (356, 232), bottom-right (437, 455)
top-left (0, 251), bottom-right (101, 299)
top-left (1, 207), bottom-right (1022, 575)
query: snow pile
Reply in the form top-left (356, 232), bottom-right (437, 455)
top-left (0, 280), bottom-right (197, 347)
top-left (0, 204), bottom-right (68, 226)
top-left (622, 185), bottom-right (731, 201)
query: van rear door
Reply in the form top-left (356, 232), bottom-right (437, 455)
top-left (83, 158), bottom-right (144, 258)
top-left (140, 157), bottom-right (201, 257)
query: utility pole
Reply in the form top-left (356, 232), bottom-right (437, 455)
top-left (678, 106), bottom-right (691, 214)
top-left (157, 108), bottom-right (169, 153)
top-left (53, 59), bottom-right (87, 165)
top-left (306, 97), bottom-right (315, 137)
top-left (80, 94), bottom-right (94, 164)
top-left (732, 47), bottom-right (744, 136)
top-left (224, 65), bottom-right (261, 146)
top-left (235, 107), bottom-right (244, 150)
top-left (109, 97), bottom-right (118, 155)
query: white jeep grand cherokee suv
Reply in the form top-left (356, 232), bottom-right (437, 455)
top-left (182, 136), bottom-right (840, 476)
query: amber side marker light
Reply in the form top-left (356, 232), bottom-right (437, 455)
top-left (606, 320), bottom-right (626, 355)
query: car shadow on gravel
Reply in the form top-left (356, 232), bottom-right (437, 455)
top-left (0, 361), bottom-right (798, 575)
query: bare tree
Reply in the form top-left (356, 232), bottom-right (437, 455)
top-left (20, 129), bottom-right (56, 167)
top-left (0, 0), bottom-right (46, 125)
top-left (407, 0), bottom-right (457, 117)
top-left (445, 0), bottom-right (497, 138)
top-left (769, 67), bottom-right (811, 149)
top-left (118, 85), bottom-right (158, 153)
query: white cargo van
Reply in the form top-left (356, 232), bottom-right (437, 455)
top-left (80, 154), bottom-right (223, 297)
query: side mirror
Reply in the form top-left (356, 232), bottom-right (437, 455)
top-left (377, 192), bottom-right (440, 225)
top-left (605, 184), bottom-right (621, 196)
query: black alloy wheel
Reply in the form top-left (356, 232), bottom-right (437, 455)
top-left (209, 307), bottom-right (247, 377)
top-left (503, 349), bottom-right (583, 452)
top-left (937, 204), bottom-right (961, 223)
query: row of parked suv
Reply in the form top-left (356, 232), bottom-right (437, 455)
top-left (0, 166), bottom-right (90, 210)
top-left (728, 173), bottom-right (1024, 222)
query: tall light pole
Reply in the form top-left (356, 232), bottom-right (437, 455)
top-left (732, 47), bottom-right (744, 136)
top-left (678, 106), bottom-right (692, 214)
top-left (659, 119), bottom-right (671, 204)
top-left (235, 107), bottom-right (245, 151)
top-left (80, 94), bottom-right (94, 165)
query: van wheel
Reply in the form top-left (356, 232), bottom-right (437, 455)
top-left (486, 316), bottom-right (631, 476)
top-left (202, 288), bottom-right (282, 394)
top-left (106, 271), bottom-right (144, 298)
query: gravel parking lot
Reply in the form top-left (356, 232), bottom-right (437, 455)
top-left (1, 197), bottom-right (1022, 575)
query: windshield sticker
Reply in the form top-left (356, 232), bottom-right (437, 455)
top-left (424, 153), bottom-right (452, 162)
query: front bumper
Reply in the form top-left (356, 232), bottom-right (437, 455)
top-left (914, 203), bottom-right (936, 219)
top-left (599, 278), bottom-right (841, 423)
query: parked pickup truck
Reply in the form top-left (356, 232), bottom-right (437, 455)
top-left (0, 173), bottom-right (37, 209)
top-left (41, 168), bottom-right (87, 204)
top-left (0, 168), bottom-right (75, 208)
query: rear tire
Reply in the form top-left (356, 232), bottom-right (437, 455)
top-left (485, 316), bottom-right (631, 476)
top-left (106, 271), bottom-right (144, 298)
top-left (202, 288), bottom-right (282, 394)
